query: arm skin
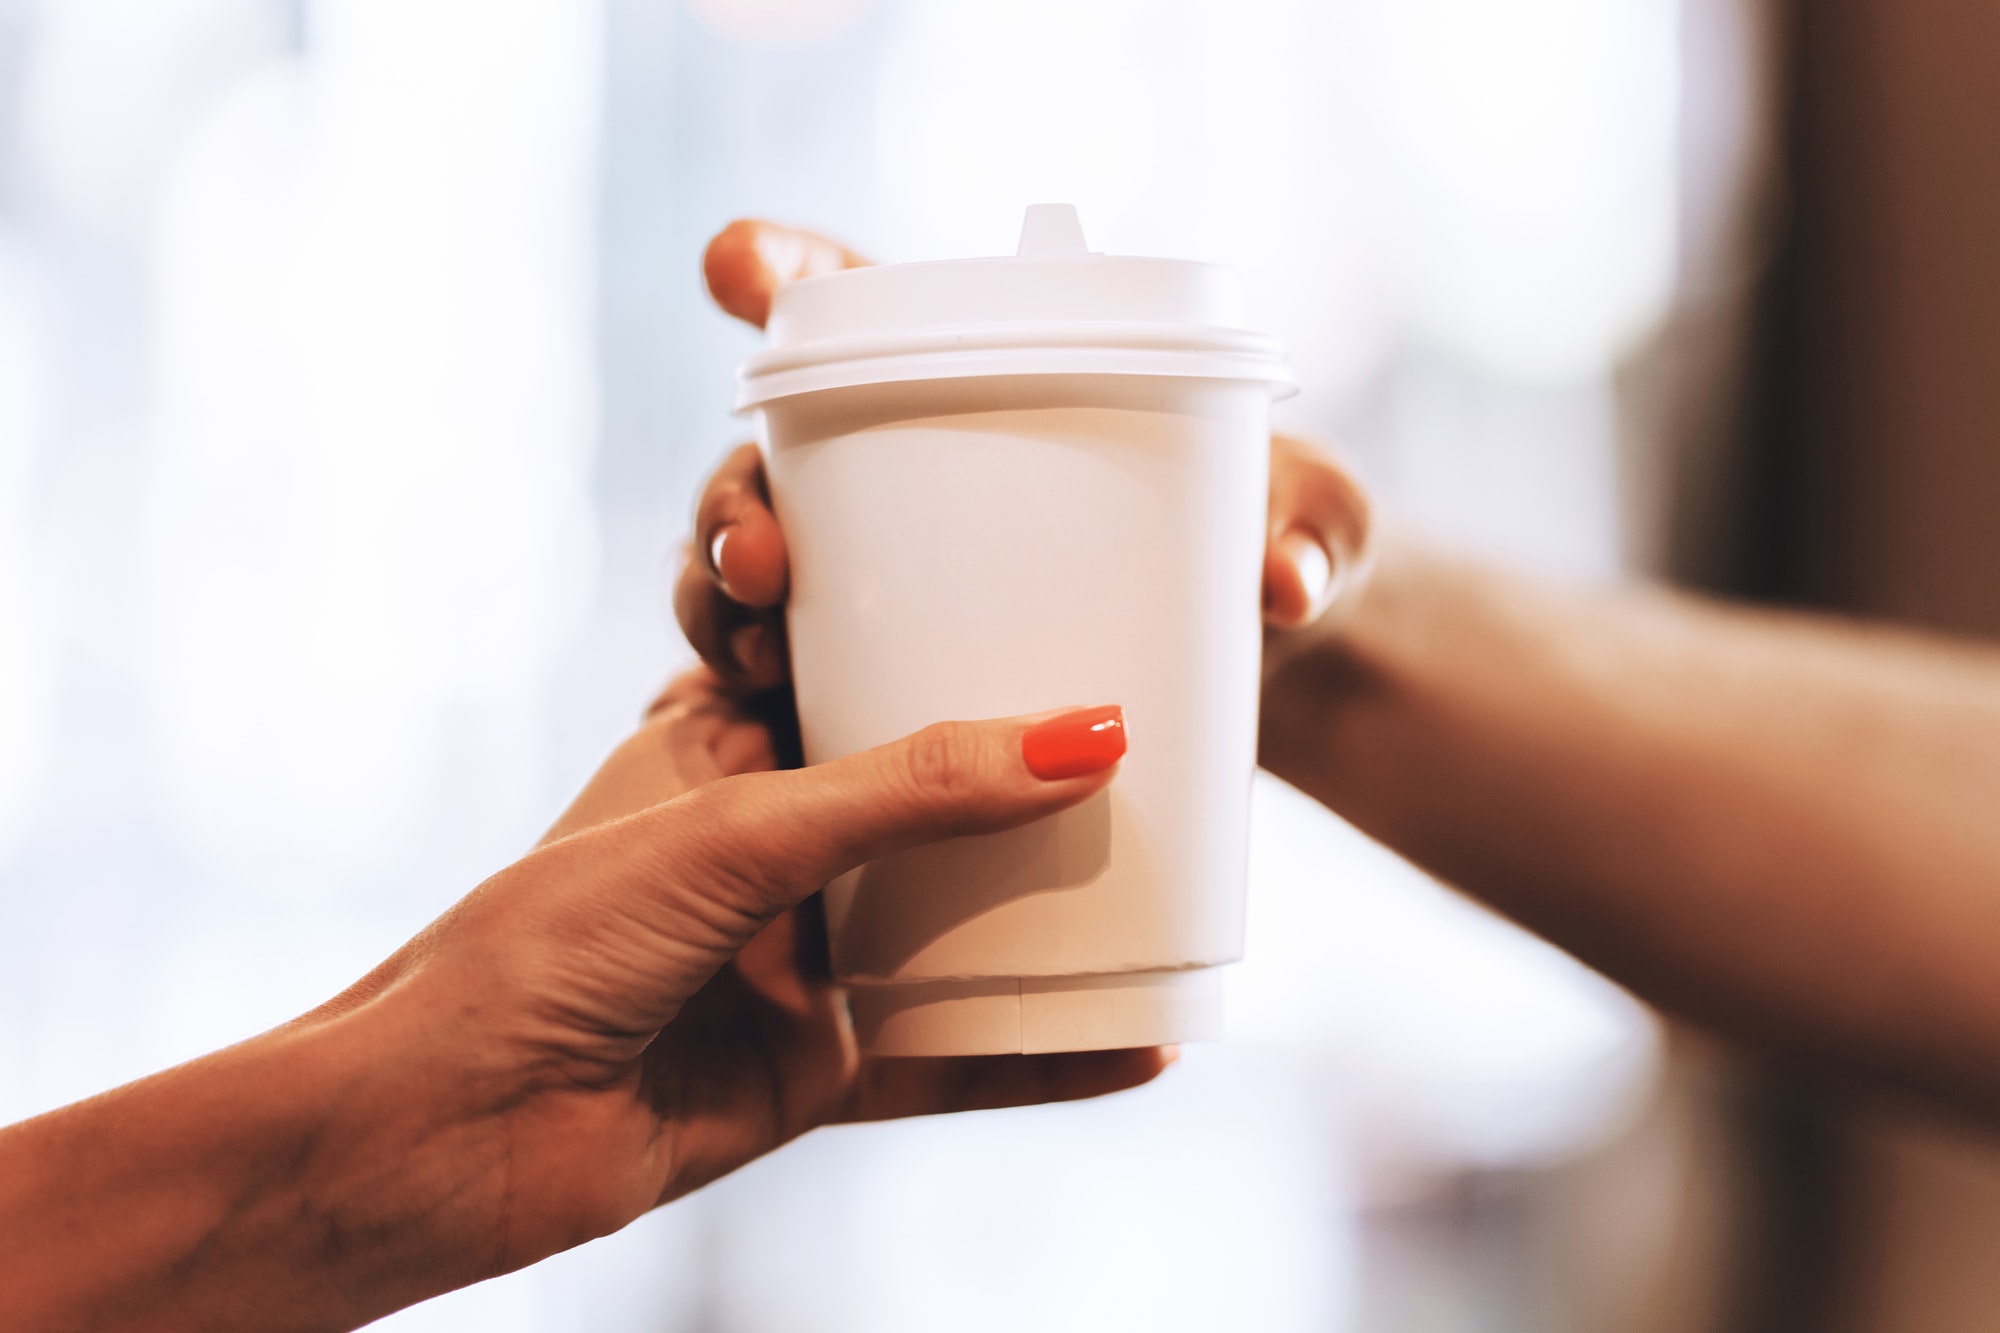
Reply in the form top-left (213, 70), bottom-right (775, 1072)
top-left (1260, 526), bottom-right (2000, 1120)
top-left (688, 218), bottom-right (2000, 1127)
top-left (0, 675), bottom-right (1163, 1332)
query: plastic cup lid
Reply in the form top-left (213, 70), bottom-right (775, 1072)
top-left (734, 204), bottom-right (1295, 410)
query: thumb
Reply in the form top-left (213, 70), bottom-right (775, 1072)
top-left (1263, 433), bottom-right (1375, 629)
top-left (703, 219), bottom-right (871, 329)
top-left (669, 704), bottom-right (1126, 931)
top-left (513, 706), bottom-right (1127, 1023)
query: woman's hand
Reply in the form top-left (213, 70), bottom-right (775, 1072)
top-left (351, 680), bottom-right (1163, 1246)
top-left (0, 678), bottom-right (1165, 1333)
top-left (675, 220), bottom-right (1377, 695)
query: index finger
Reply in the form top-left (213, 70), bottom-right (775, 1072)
top-left (694, 442), bottom-right (788, 609)
top-left (703, 220), bottom-right (873, 329)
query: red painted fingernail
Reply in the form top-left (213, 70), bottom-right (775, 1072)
top-left (1021, 705), bottom-right (1126, 780)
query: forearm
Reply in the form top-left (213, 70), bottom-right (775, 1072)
top-left (1262, 530), bottom-right (2000, 1115)
top-left (0, 1001), bottom-right (508, 1333)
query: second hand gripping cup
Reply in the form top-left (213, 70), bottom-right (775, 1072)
top-left (734, 205), bottom-right (1295, 1056)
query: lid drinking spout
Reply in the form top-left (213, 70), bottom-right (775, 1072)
top-left (1016, 203), bottom-right (1090, 257)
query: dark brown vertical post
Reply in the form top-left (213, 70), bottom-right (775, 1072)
top-left (1754, 0), bottom-right (2000, 629)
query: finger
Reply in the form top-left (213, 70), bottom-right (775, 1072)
top-left (703, 219), bottom-right (872, 330)
top-left (709, 703), bottom-right (780, 777)
top-left (683, 704), bottom-right (1129, 915)
top-left (676, 444), bottom-right (791, 691)
top-left (672, 555), bottom-right (790, 693)
top-left (1262, 534), bottom-right (1331, 629)
top-left (512, 705), bottom-right (1129, 1026)
top-left (731, 910), bottom-right (818, 1016)
top-left (645, 668), bottom-right (780, 782)
top-left (693, 443), bottom-right (788, 610)
top-left (1262, 433), bottom-right (1375, 629)
top-left (739, 683), bottom-right (805, 771)
top-left (543, 668), bottom-right (778, 846)
top-left (839, 1046), bottom-right (1175, 1123)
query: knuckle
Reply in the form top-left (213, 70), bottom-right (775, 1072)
top-left (702, 221), bottom-right (760, 292)
top-left (670, 577), bottom-right (723, 662)
top-left (665, 778), bottom-right (801, 927)
top-left (898, 721), bottom-right (991, 812)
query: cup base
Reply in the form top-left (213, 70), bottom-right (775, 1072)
top-left (848, 968), bottom-right (1224, 1056)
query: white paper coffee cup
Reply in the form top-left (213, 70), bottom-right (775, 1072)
top-left (736, 206), bottom-right (1293, 1056)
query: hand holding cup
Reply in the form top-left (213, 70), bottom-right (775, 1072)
top-left (677, 219), bottom-right (1376, 696)
top-left (682, 211), bottom-right (1376, 1055)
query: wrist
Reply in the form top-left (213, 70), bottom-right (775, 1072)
top-left (326, 954), bottom-right (666, 1288)
top-left (285, 988), bottom-right (533, 1315)
top-left (0, 992), bottom-right (519, 1333)
top-left (179, 956), bottom-right (643, 1328)
top-left (192, 1000), bottom-right (520, 1330)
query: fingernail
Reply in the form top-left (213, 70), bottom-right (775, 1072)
top-left (1022, 705), bottom-right (1126, 780)
top-left (709, 526), bottom-right (738, 598)
top-left (1280, 530), bottom-right (1333, 620)
top-left (1161, 1044), bottom-right (1182, 1067)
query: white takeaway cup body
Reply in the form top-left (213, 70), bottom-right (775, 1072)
top-left (735, 207), bottom-right (1292, 1056)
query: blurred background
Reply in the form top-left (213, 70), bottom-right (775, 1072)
top-left (3, 0), bottom-right (1999, 1329)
